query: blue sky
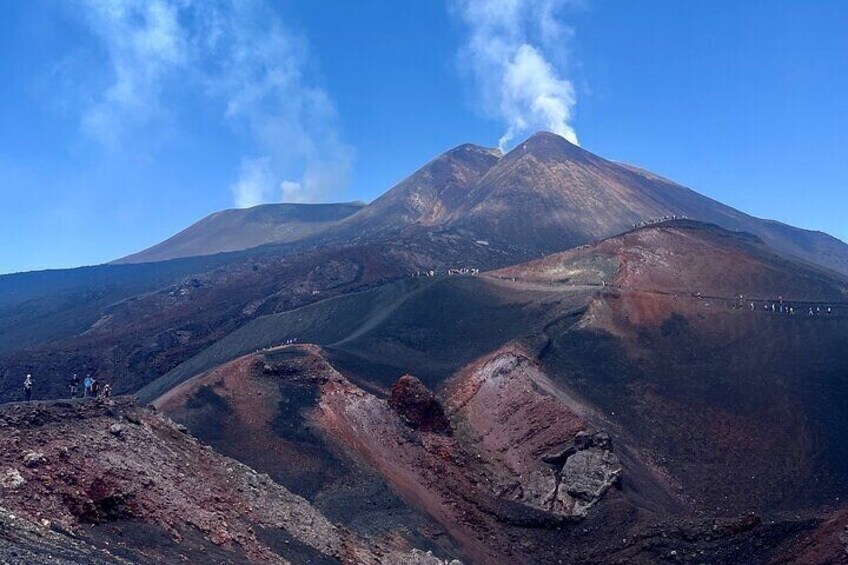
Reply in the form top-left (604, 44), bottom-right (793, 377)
top-left (0, 0), bottom-right (846, 274)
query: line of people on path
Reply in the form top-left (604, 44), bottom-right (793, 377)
top-left (728, 294), bottom-right (838, 317)
top-left (19, 373), bottom-right (111, 402)
top-left (632, 215), bottom-right (687, 229)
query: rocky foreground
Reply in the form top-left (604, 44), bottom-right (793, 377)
top-left (0, 398), bottom-right (461, 564)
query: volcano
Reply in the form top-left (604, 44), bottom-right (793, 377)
top-left (3, 133), bottom-right (848, 564)
top-left (119, 132), bottom-right (848, 276)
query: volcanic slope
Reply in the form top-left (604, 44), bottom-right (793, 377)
top-left (326, 143), bottom-right (503, 239)
top-left (117, 142), bottom-right (503, 265)
top-left (0, 397), bottom-right (461, 565)
top-left (441, 132), bottom-right (848, 274)
top-left (116, 202), bottom-right (365, 264)
top-left (137, 266), bottom-right (599, 402)
top-left (0, 231), bottom-right (522, 404)
top-left (125, 133), bottom-right (848, 276)
top-left (117, 132), bottom-right (848, 276)
top-left (498, 220), bottom-right (848, 515)
top-left (147, 221), bottom-right (848, 563)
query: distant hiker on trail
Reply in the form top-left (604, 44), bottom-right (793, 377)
top-left (70, 374), bottom-right (80, 398)
top-left (91, 378), bottom-right (100, 398)
top-left (23, 374), bottom-right (32, 402)
top-left (84, 375), bottom-right (93, 398)
top-left (102, 384), bottom-right (112, 398)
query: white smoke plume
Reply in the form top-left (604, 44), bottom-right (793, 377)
top-left (231, 157), bottom-right (275, 209)
top-left (453, 0), bottom-right (579, 151)
top-left (77, 0), bottom-right (351, 207)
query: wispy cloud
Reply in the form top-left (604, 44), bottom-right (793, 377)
top-left (453, 0), bottom-right (579, 151)
top-left (79, 0), bottom-right (188, 148)
top-left (76, 0), bottom-right (351, 206)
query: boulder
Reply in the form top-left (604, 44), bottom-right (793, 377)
top-left (22, 451), bottom-right (46, 468)
top-left (539, 429), bottom-right (623, 518)
top-left (562, 449), bottom-right (622, 516)
top-left (1, 468), bottom-right (25, 489)
top-left (592, 431), bottom-right (612, 450)
top-left (388, 375), bottom-right (452, 435)
top-left (573, 430), bottom-right (593, 450)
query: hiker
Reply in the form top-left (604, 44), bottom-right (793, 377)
top-left (102, 384), bottom-right (112, 398)
top-left (84, 374), bottom-right (93, 398)
top-left (70, 373), bottom-right (80, 398)
top-left (91, 378), bottom-right (100, 398)
top-left (23, 374), bottom-right (32, 402)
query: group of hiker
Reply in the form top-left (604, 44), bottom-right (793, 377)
top-left (728, 295), bottom-right (838, 317)
top-left (632, 215), bottom-right (687, 229)
top-left (70, 373), bottom-right (111, 399)
top-left (413, 267), bottom-right (480, 278)
top-left (20, 372), bottom-right (111, 403)
top-left (751, 302), bottom-right (834, 316)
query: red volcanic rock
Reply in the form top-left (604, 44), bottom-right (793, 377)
top-left (388, 375), bottom-right (452, 435)
top-left (0, 396), bottom-right (457, 564)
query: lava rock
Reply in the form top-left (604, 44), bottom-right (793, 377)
top-left (541, 429), bottom-right (623, 518)
top-left (1, 468), bottom-right (26, 489)
top-left (592, 431), bottom-right (612, 450)
top-left (388, 375), bottom-right (452, 435)
top-left (573, 431), bottom-right (593, 450)
top-left (563, 450), bottom-right (621, 505)
top-left (22, 451), bottom-right (46, 468)
top-left (124, 413), bottom-right (142, 426)
top-left (541, 446), bottom-right (576, 466)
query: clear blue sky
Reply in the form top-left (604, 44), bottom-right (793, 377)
top-left (0, 0), bottom-right (845, 274)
